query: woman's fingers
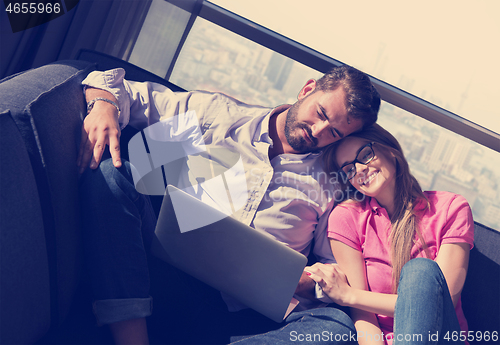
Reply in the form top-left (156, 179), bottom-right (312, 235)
top-left (304, 264), bottom-right (350, 305)
top-left (305, 263), bottom-right (336, 286)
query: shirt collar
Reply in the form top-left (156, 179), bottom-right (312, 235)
top-left (368, 196), bottom-right (428, 215)
top-left (368, 197), bottom-right (383, 213)
top-left (280, 151), bottom-right (322, 161)
top-left (256, 104), bottom-right (290, 144)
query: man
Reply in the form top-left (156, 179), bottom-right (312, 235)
top-left (78, 65), bottom-right (380, 344)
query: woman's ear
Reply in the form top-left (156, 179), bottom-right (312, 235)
top-left (298, 79), bottom-right (317, 100)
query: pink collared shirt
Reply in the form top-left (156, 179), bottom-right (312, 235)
top-left (328, 191), bottom-right (474, 345)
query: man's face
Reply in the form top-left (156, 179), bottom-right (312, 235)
top-left (284, 85), bottom-right (364, 153)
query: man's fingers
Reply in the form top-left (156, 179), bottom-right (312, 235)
top-left (91, 141), bottom-right (106, 169)
top-left (109, 131), bottom-right (122, 168)
top-left (78, 96), bottom-right (121, 173)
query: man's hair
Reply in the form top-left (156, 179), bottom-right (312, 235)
top-left (316, 65), bottom-right (380, 128)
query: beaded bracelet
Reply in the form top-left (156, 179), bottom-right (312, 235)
top-left (87, 97), bottom-right (120, 117)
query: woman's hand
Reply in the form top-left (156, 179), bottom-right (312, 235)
top-left (305, 263), bottom-right (353, 306)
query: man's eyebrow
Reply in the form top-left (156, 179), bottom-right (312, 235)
top-left (319, 104), bottom-right (344, 138)
top-left (318, 104), bottom-right (329, 121)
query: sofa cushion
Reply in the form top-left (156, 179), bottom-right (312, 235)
top-left (0, 60), bottom-right (96, 330)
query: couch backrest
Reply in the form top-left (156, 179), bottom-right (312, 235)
top-left (0, 61), bottom-right (95, 344)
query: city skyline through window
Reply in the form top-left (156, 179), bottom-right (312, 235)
top-left (212, 0), bottom-right (500, 136)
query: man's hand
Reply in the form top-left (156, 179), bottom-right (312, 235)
top-left (294, 269), bottom-right (318, 300)
top-left (78, 88), bottom-right (122, 174)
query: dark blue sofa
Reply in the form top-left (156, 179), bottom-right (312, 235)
top-left (0, 53), bottom-right (498, 344)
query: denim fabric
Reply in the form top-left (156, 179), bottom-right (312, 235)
top-left (79, 157), bottom-right (157, 324)
top-left (92, 298), bottom-right (153, 326)
top-left (393, 258), bottom-right (463, 345)
top-left (230, 308), bottom-right (357, 345)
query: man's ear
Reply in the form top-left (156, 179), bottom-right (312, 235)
top-left (298, 79), bottom-right (317, 100)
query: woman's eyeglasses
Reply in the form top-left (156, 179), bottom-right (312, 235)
top-left (338, 142), bottom-right (376, 180)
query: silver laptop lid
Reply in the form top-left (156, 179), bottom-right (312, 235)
top-left (152, 185), bottom-right (307, 322)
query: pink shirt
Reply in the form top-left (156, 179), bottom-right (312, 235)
top-left (328, 191), bottom-right (474, 345)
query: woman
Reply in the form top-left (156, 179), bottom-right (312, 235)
top-left (306, 124), bottom-right (474, 345)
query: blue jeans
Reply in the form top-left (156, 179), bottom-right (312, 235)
top-left (393, 258), bottom-right (463, 345)
top-left (235, 258), bottom-right (464, 345)
top-left (79, 158), bottom-right (157, 325)
top-left (230, 308), bottom-right (357, 345)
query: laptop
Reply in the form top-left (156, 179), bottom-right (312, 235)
top-left (151, 184), bottom-right (308, 323)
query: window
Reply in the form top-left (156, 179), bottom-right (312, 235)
top-left (379, 103), bottom-right (500, 229)
top-left (212, 0), bottom-right (500, 135)
top-left (169, 18), bottom-right (322, 107)
top-left (128, 0), bottom-right (191, 77)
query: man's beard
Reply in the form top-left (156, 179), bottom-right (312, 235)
top-left (284, 98), bottom-right (318, 153)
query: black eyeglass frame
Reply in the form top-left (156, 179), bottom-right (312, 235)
top-left (338, 142), bottom-right (376, 181)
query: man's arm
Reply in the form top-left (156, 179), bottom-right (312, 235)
top-left (78, 87), bottom-right (121, 174)
top-left (79, 68), bottom-right (212, 174)
top-left (294, 272), bottom-right (316, 300)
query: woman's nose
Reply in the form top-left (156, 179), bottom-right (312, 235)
top-left (354, 162), bottom-right (369, 176)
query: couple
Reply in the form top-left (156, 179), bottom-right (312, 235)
top-left (79, 65), bottom-right (472, 344)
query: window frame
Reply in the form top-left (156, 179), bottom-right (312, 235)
top-left (161, 0), bottom-right (500, 153)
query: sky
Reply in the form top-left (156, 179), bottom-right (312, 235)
top-left (212, 0), bottom-right (500, 135)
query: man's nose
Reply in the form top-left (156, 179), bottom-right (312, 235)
top-left (311, 120), bottom-right (329, 138)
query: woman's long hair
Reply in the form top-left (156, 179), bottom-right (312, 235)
top-left (323, 124), bottom-right (430, 292)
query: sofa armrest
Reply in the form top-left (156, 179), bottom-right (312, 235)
top-left (0, 60), bottom-right (96, 344)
